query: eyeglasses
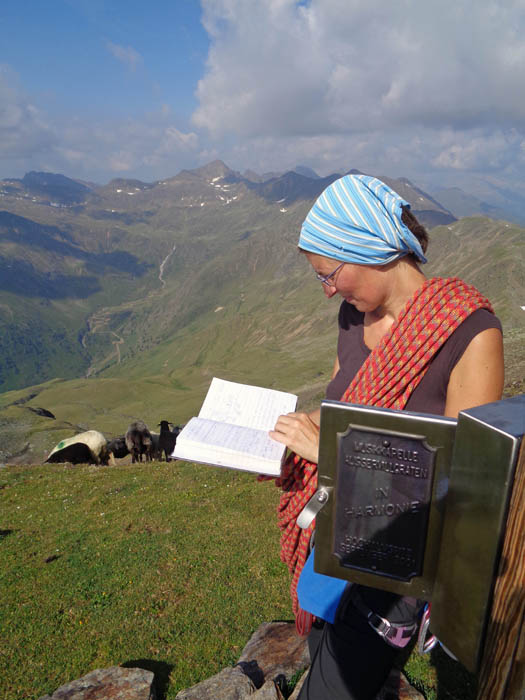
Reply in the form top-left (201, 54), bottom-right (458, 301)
top-left (316, 262), bottom-right (345, 287)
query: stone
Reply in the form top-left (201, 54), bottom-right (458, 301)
top-left (38, 666), bottom-right (155, 700)
top-left (237, 622), bottom-right (309, 687)
top-left (376, 668), bottom-right (425, 700)
top-left (251, 680), bottom-right (285, 699)
top-left (175, 666), bottom-right (255, 700)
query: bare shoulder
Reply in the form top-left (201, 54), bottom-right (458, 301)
top-left (445, 328), bottom-right (504, 418)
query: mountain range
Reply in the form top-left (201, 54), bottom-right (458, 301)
top-left (0, 160), bottom-right (523, 463)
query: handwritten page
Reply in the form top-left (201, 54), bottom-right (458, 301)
top-left (178, 417), bottom-right (285, 461)
top-left (198, 377), bottom-right (297, 430)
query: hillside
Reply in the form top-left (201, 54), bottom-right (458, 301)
top-left (0, 163), bottom-right (523, 463)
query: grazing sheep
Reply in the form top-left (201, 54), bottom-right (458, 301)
top-left (158, 421), bottom-right (183, 461)
top-left (150, 431), bottom-right (161, 461)
top-left (106, 436), bottom-right (129, 460)
top-left (125, 420), bottom-right (153, 463)
top-left (46, 430), bottom-right (112, 465)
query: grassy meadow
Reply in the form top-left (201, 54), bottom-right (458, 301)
top-left (1, 459), bottom-right (478, 700)
top-left (1, 461), bottom-right (290, 699)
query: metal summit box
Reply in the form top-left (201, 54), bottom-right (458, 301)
top-left (312, 395), bottom-right (525, 672)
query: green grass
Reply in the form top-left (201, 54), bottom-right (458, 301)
top-left (0, 461), bottom-right (290, 700)
top-left (1, 461), bottom-right (483, 700)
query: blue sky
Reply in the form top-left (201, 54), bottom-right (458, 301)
top-left (2, 0), bottom-right (525, 197)
top-left (1, 1), bottom-right (208, 123)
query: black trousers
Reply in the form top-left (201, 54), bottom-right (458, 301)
top-left (297, 585), bottom-right (420, 700)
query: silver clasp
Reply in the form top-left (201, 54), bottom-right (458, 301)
top-left (297, 486), bottom-right (333, 529)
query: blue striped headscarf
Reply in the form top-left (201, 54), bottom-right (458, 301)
top-left (298, 174), bottom-right (427, 265)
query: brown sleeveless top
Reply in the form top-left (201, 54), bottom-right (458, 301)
top-left (326, 302), bottom-right (502, 416)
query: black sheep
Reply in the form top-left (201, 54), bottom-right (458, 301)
top-left (107, 436), bottom-right (129, 460)
top-left (125, 420), bottom-right (153, 463)
top-left (158, 421), bottom-right (182, 461)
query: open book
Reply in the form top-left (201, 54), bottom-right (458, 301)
top-left (172, 377), bottom-right (297, 475)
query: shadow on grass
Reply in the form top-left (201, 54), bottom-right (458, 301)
top-left (122, 659), bottom-right (174, 700)
top-left (0, 529), bottom-right (14, 540)
top-left (403, 641), bottom-right (478, 700)
top-left (432, 645), bottom-right (477, 700)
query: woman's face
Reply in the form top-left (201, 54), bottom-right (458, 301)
top-left (305, 252), bottom-right (389, 313)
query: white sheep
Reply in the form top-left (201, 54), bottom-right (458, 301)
top-left (45, 430), bottom-right (114, 465)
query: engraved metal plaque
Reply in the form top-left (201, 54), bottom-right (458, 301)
top-left (315, 401), bottom-right (456, 601)
top-left (333, 425), bottom-right (436, 580)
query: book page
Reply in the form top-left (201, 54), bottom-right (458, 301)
top-left (175, 416), bottom-right (285, 462)
top-left (198, 378), bottom-right (297, 431)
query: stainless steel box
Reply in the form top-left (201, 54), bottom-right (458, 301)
top-left (312, 395), bottom-right (525, 672)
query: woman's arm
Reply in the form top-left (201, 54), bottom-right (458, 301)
top-left (444, 328), bottom-right (504, 418)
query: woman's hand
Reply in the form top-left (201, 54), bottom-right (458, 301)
top-left (269, 412), bottom-right (320, 464)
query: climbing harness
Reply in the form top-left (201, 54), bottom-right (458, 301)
top-left (351, 590), bottom-right (418, 649)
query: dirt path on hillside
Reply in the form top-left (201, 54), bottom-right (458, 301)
top-left (159, 243), bottom-right (176, 287)
top-left (81, 240), bottom-right (177, 376)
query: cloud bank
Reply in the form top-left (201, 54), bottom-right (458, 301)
top-left (0, 67), bottom-right (200, 183)
top-left (193, 0), bottom-right (525, 183)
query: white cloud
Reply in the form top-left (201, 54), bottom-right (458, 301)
top-left (0, 66), bottom-right (56, 159)
top-left (431, 130), bottom-right (524, 171)
top-left (195, 0), bottom-right (525, 136)
top-left (54, 113), bottom-right (200, 179)
top-left (192, 0), bottom-right (525, 180)
top-left (106, 41), bottom-right (143, 72)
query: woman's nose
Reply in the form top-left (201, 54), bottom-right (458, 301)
top-left (323, 284), bottom-right (338, 298)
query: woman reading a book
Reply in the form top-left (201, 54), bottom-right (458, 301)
top-left (268, 174), bottom-right (504, 700)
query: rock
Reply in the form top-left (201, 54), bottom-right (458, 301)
top-left (251, 680), bottom-right (285, 699)
top-left (38, 666), bottom-right (155, 700)
top-left (175, 666), bottom-right (255, 699)
top-left (237, 622), bottom-right (309, 687)
top-left (376, 668), bottom-right (425, 700)
top-left (27, 406), bottom-right (56, 419)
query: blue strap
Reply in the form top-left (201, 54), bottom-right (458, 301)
top-left (297, 547), bottom-right (348, 623)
